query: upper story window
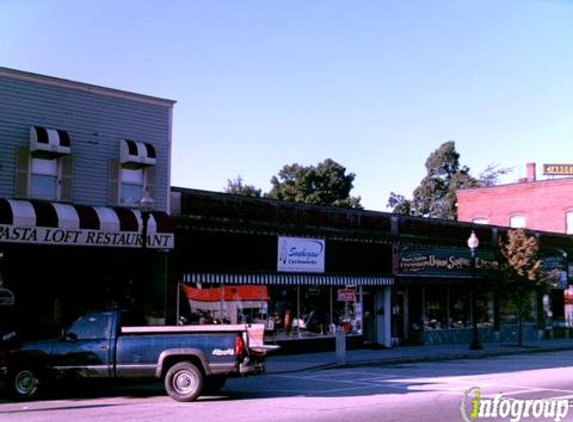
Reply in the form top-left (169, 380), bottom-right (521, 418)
top-left (566, 211), bottom-right (573, 235)
top-left (472, 217), bottom-right (488, 225)
top-left (30, 157), bottom-right (59, 200)
top-left (509, 215), bottom-right (526, 228)
top-left (14, 126), bottom-right (73, 201)
top-left (120, 168), bottom-right (145, 206)
top-left (109, 139), bottom-right (156, 207)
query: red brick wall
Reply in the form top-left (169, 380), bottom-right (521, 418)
top-left (457, 179), bottom-right (573, 233)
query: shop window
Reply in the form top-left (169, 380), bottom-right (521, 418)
top-left (179, 283), bottom-right (364, 340)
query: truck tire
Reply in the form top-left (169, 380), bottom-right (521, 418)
top-left (164, 361), bottom-right (204, 402)
top-left (10, 368), bottom-right (42, 400)
top-left (203, 375), bottom-right (226, 395)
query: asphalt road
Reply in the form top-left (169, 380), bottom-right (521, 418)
top-left (2, 350), bottom-right (573, 422)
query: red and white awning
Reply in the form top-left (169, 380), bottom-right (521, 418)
top-left (0, 199), bottom-right (173, 249)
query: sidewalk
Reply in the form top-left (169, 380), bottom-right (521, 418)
top-left (265, 338), bottom-right (573, 374)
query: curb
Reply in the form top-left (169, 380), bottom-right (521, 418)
top-left (269, 343), bottom-right (573, 374)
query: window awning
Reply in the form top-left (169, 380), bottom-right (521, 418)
top-left (0, 199), bottom-right (173, 249)
top-left (30, 125), bottom-right (71, 156)
top-left (182, 272), bottom-right (394, 286)
top-left (120, 139), bottom-right (156, 168)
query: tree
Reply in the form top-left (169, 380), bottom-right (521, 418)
top-left (387, 141), bottom-right (512, 220)
top-left (498, 229), bottom-right (552, 346)
top-left (266, 159), bottom-right (362, 209)
top-left (224, 176), bottom-right (262, 198)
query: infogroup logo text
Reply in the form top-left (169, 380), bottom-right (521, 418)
top-left (460, 387), bottom-right (570, 422)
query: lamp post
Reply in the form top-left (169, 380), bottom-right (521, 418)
top-left (139, 189), bottom-right (154, 249)
top-left (468, 231), bottom-right (482, 350)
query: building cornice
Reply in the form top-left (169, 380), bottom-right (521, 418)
top-left (0, 67), bottom-right (176, 108)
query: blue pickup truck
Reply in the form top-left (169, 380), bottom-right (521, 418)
top-left (1, 309), bottom-right (272, 402)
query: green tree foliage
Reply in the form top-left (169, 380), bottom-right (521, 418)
top-left (225, 176), bottom-right (262, 198)
top-left (266, 159), bottom-right (362, 209)
top-left (498, 229), bottom-right (551, 346)
top-left (387, 141), bottom-right (512, 220)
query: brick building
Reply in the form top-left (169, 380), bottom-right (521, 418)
top-left (457, 162), bottom-right (573, 234)
top-left (457, 162), bottom-right (573, 329)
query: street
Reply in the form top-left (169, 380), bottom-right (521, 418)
top-left (2, 350), bottom-right (573, 422)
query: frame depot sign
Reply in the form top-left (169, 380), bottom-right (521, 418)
top-left (278, 236), bottom-right (325, 273)
top-left (543, 164), bottom-right (573, 176)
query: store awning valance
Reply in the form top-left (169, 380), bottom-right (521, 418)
top-left (0, 199), bottom-right (173, 249)
top-left (183, 272), bottom-right (394, 286)
top-left (30, 125), bottom-right (71, 156)
top-left (120, 139), bottom-right (156, 168)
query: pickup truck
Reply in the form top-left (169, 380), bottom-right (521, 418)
top-left (1, 309), bottom-right (273, 402)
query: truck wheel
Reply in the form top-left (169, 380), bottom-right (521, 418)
top-left (11, 368), bottom-right (41, 400)
top-left (204, 375), bottom-right (226, 395)
top-left (164, 362), bottom-right (203, 402)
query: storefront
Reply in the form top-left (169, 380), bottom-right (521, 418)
top-left (395, 245), bottom-right (502, 345)
top-left (173, 224), bottom-right (394, 349)
top-left (0, 199), bottom-right (174, 339)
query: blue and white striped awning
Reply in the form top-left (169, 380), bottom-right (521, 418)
top-left (183, 272), bottom-right (394, 286)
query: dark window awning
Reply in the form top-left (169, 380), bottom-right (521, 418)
top-left (183, 272), bottom-right (394, 286)
top-left (0, 199), bottom-right (173, 249)
top-left (30, 125), bottom-right (71, 156)
top-left (120, 139), bottom-right (157, 168)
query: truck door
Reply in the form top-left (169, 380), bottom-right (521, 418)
top-left (51, 312), bottom-right (113, 378)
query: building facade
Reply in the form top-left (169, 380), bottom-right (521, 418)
top-left (0, 67), bottom-right (175, 339)
top-left (171, 187), bottom-right (573, 349)
top-left (457, 162), bottom-right (573, 330)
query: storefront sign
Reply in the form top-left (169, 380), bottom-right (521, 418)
top-left (542, 252), bottom-right (568, 290)
top-left (278, 236), bottom-right (325, 273)
top-left (543, 164), bottom-right (573, 176)
top-left (337, 288), bottom-right (356, 302)
top-left (0, 224), bottom-right (174, 249)
top-left (398, 247), bottom-right (500, 277)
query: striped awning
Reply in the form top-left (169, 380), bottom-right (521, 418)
top-left (30, 125), bottom-right (71, 156)
top-left (120, 139), bottom-right (156, 168)
top-left (0, 199), bottom-right (173, 249)
top-left (183, 272), bottom-right (394, 286)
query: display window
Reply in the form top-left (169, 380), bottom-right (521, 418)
top-left (179, 282), bottom-right (364, 340)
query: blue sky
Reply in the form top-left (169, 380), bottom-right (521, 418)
top-left (2, 0), bottom-right (572, 210)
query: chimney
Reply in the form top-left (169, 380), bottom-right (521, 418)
top-left (526, 162), bottom-right (536, 182)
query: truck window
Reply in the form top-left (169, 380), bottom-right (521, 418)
top-left (68, 314), bottom-right (112, 340)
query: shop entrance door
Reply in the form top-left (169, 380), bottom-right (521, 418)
top-left (362, 288), bottom-right (376, 344)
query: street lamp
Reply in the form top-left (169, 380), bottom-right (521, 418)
top-left (139, 189), bottom-right (154, 249)
top-left (467, 230), bottom-right (482, 350)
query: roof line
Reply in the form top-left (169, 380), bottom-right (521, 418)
top-left (0, 67), bottom-right (176, 107)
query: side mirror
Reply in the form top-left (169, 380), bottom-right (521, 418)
top-left (61, 330), bottom-right (77, 342)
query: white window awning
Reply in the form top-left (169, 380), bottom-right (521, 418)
top-left (30, 125), bottom-right (71, 156)
top-left (120, 139), bottom-right (157, 168)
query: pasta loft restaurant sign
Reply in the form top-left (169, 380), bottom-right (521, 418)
top-left (278, 236), bottom-right (325, 273)
top-left (0, 224), bottom-right (174, 249)
top-left (543, 164), bottom-right (573, 176)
